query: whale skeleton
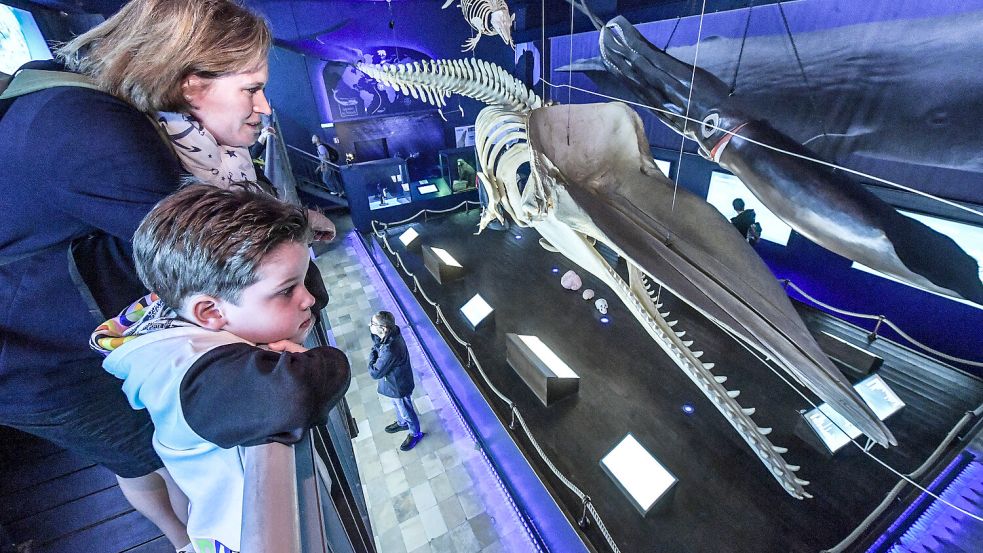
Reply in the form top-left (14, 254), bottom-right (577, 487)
top-left (359, 57), bottom-right (897, 499)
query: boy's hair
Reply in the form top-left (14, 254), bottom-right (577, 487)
top-left (373, 311), bottom-right (397, 330)
top-left (134, 184), bottom-right (312, 308)
top-left (732, 198), bottom-right (746, 211)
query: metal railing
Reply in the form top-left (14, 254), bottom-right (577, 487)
top-left (240, 311), bottom-right (374, 553)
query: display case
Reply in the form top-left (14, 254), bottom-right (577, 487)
top-left (439, 147), bottom-right (480, 193)
top-left (343, 155), bottom-right (479, 232)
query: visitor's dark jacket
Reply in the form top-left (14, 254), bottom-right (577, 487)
top-left (368, 326), bottom-right (414, 398)
top-left (0, 62), bottom-right (183, 416)
top-left (731, 209), bottom-right (757, 238)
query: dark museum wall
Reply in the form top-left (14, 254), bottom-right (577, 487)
top-left (542, 0), bottom-right (983, 374)
top-left (246, 0), bottom-right (515, 166)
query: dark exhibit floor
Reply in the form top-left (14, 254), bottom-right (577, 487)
top-left (371, 209), bottom-right (983, 553)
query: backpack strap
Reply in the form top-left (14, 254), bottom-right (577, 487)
top-left (0, 68), bottom-right (101, 101)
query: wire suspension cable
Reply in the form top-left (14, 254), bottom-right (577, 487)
top-left (729, 0), bottom-right (755, 95)
top-left (777, 1), bottom-right (828, 139)
top-left (822, 402), bottom-right (983, 552)
top-left (717, 319), bottom-right (983, 524)
top-left (537, 76), bottom-right (983, 219)
top-left (671, 0), bottom-right (707, 217)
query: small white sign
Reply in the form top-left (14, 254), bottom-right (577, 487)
top-left (601, 434), bottom-right (676, 514)
top-left (398, 227), bottom-right (419, 247)
top-left (460, 294), bottom-right (493, 327)
top-left (517, 335), bottom-right (578, 379)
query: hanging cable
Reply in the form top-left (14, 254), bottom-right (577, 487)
top-left (729, 0), bottom-right (755, 95)
top-left (671, 0), bottom-right (708, 215)
top-left (565, 0), bottom-right (575, 145)
top-left (777, 1), bottom-right (827, 140)
top-left (537, 76), bottom-right (983, 219)
top-left (541, 0), bottom-right (547, 102)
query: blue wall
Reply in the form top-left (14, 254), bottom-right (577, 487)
top-left (248, 0), bottom-right (514, 158)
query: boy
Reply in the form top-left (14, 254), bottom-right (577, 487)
top-left (90, 185), bottom-right (351, 553)
top-left (368, 311), bottom-right (424, 451)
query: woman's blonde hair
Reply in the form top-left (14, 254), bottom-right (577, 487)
top-left (56, 0), bottom-right (271, 113)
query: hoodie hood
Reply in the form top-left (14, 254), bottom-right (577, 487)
top-left (90, 293), bottom-right (192, 355)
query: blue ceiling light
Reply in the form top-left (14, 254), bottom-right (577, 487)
top-left (551, 267), bottom-right (559, 273)
top-left (600, 316), bottom-right (610, 324)
top-left (682, 403), bottom-right (695, 415)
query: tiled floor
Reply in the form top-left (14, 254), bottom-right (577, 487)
top-left (314, 219), bottom-right (536, 553)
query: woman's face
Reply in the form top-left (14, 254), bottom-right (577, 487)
top-left (183, 63), bottom-right (271, 147)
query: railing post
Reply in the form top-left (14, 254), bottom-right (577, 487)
top-left (578, 495), bottom-right (592, 529)
top-left (867, 316), bottom-right (885, 343)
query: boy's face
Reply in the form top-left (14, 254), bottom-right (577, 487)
top-left (217, 242), bottom-right (316, 344)
top-left (369, 316), bottom-right (387, 338)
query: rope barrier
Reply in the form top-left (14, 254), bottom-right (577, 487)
top-left (822, 402), bottom-right (983, 552)
top-left (783, 280), bottom-right (982, 367)
top-left (370, 210), bottom-right (623, 553)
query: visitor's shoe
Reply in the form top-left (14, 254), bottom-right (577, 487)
top-left (400, 433), bottom-right (424, 451)
top-left (385, 421), bottom-right (409, 434)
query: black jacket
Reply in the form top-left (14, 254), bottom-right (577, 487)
top-left (368, 327), bottom-right (414, 398)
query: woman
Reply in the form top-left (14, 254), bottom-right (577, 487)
top-left (0, 2), bottom-right (324, 551)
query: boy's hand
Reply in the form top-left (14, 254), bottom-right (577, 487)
top-left (266, 340), bottom-right (309, 353)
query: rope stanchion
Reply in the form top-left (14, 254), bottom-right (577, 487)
top-left (784, 280), bottom-right (982, 367)
top-left (868, 315), bottom-right (885, 343)
top-left (369, 210), bottom-right (625, 553)
top-left (578, 496), bottom-right (592, 529)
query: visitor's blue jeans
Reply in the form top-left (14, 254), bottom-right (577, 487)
top-left (392, 396), bottom-right (421, 436)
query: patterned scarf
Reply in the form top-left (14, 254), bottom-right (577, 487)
top-left (90, 293), bottom-right (192, 355)
top-left (156, 112), bottom-right (256, 188)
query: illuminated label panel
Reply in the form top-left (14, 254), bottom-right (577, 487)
top-left (803, 374), bottom-right (905, 453)
top-left (516, 335), bottom-right (578, 379)
top-left (600, 434), bottom-right (677, 514)
top-left (460, 294), bottom-right (493, 327)
top-left (431, 247), bottom-right (462, 267)
top-left (398, 227), bottom-right (419, 246)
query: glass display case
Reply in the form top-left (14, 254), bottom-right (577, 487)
top-left (439, 147), bottom-right (480, 193)
top-left (341, 155), bottom-right (479, 232)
